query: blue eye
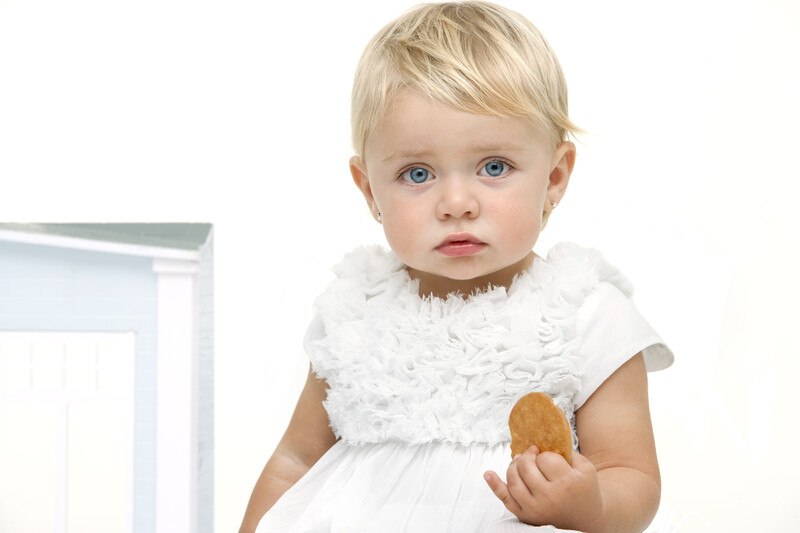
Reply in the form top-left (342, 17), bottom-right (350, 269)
top-left (403, 167), bottom-right (430, 184)
top-left (483, 160), bottom-right (506, 177)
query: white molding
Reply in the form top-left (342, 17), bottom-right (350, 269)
top-left (154, 265), bottom-right (198, 533)
top-left (153, 258), bottom-right (200, 275)
top-left (0, 229), bottom-right (200, 261)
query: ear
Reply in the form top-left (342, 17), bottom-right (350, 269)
top-left (350, 155), bottom-right (380, 217)
top-left (547, 141), bottom-right (576, 204)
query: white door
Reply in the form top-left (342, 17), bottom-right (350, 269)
top-left (0, 331), bottom-right (135, 533)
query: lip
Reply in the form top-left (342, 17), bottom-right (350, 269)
top-left (436, 233), bottom-right (487, 257)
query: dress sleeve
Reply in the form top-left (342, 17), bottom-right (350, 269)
top-left (302, 313), bottom-right (330, 378)
top-left (573, 281), bottom-right (674, 409)
top-left (302, 313), bottom-right (325, 356)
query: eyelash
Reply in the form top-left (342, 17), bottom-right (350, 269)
top-left (396, 159), bottom-right (514, 185)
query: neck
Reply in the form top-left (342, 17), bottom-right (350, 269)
top-left (408, 252), bottom-right (536, 300)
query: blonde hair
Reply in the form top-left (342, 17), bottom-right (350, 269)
top-left (351, 1), bottom-right (581, 159)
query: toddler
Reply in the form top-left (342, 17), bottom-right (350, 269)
top-left (240, 2), bottom-right (673, 532)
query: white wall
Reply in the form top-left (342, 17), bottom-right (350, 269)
top-left (1, 1), bottom-right (798, 531)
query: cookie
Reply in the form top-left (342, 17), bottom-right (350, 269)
top-left (508, 392), bottom-right (572, 464)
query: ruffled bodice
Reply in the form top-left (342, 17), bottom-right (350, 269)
top-left (304, 242), bottom-right (634, 447)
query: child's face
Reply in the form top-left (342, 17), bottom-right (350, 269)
top-left (351, 90), bottom-right (575, 296)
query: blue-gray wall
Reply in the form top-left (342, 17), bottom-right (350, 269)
top-left (0, 240), bottom-right (158, 533)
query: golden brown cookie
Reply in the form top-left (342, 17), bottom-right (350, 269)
top-left (508, 392), bottom-right (572, 464)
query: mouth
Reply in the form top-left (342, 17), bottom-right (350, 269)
top-left (436, 233), bottom-right (487, 257)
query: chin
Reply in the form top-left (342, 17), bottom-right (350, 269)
top-left (441, 272), bottom-right (483, 282)
top-left (435, 264), bottom-right (498, 281)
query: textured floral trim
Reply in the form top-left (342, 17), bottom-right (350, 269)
top-left (307, 242), bottom-right (630, 446)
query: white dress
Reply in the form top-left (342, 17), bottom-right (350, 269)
top-left (256, 242), bottom-right (674, 533)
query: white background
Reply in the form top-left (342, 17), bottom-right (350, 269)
top-left (1, 0), bottom-right (799, 531)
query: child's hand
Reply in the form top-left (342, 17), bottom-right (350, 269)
top-left (484, 445), bottom-right (603, 532)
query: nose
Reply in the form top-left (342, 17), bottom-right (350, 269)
top-left (435, 175), bottom-right (480, 220)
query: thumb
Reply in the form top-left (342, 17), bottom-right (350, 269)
top-left (570, 450), bottom-right (598, 475)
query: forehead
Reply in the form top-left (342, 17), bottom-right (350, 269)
top-left (368, 91), bottom-right (551, 161)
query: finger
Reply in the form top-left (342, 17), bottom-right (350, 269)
top-left (515, 449), bottom-right (548, 490)
top-left (483, 469), bottom-right (502, 491)
top-left (484, 471), bottom-right (523, 515)
top-left (535, 451), bottom-right (572, 482)
top-left (511, 445), bottom-right (538, 462)
top-left (506, 457), bottom-right (538, 501)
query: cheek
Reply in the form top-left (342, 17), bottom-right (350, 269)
top-left (379, 199), bottom-right (426, 253)
top-left (497, 201), bottom-right (543, 246)
top-left (383, 222), bottom-right (409, 250)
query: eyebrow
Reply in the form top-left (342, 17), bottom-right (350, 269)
top-left (382, 144), bottom-right (526, 162)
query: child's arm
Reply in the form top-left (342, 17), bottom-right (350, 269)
top-left (238, 366), bottom-right (338, 533)
top-left (485, 353), bottom-right (660, 533)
